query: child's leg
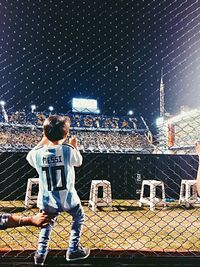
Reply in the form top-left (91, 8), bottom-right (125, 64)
top-left (67, 204), bottom-right (85, 252)
top-left (37, 214), bottom-right (57, 255)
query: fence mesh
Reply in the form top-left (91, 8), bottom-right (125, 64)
top-left (0, 0), bottom-right (200, 262)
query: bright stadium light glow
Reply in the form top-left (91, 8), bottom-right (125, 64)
top-left (72, 98), bottom-right (99, 113)
top-left (168, 108), bottom-right (200, 123)
top-left (31, 104), bottom-right (36, 112)
top-left (0, 100), bottom-right (8, 122)
top-left (0, 100), bottom-right (5, 106)
top-left (48, 106), bottom-right (54, 112)
top-left (128, 110), bottom-right (133, 116)
top-left (156, 116), bottom-right (164, 126)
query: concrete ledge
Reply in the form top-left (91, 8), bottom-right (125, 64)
top-left (1, 249), bottom-right (200, 266)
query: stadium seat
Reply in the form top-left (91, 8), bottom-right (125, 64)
top-left (138, 180), bottom-right (166, 211)
top-left (25, 178), bottom-right (39, 208)
top-left (179, 179), bottom-right (198, 207)
top-left (88, 180), bottom-right (112, 212)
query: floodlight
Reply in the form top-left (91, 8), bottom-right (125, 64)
top-left (0, 100), bottom-right (5, 106)
top-left (128, 110), bottom-right (133, 116)
top-left (156, 116), bottom-right (164, 126)
top-left (31, 105), bottom-right (36, 112)
top-left (48, 106), bottom-right (54, 112)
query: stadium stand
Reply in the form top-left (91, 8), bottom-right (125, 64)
top-left (0, 111), bottom-right (154, 153)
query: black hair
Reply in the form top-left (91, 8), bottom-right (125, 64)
top-left (43, 115), bottom-right (70, 142)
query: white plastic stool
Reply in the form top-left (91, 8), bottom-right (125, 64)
top-left (139, 180), bottom-right (166, 211)
top-left (179, 179), bottom-right (197, 207)
top-left (25, 178), bottom-right (39, 208)
top-left (88, 180), bottom-right (112, 212)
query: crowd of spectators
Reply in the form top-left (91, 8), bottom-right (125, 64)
top-left (0, 110), bottom-right (143, 129)
top-left (0, 110), bottom-right (153, 153)
top-left (77, 131), bottom-right (153, 153)
top-left (0, 125), bottom-right (41, 151)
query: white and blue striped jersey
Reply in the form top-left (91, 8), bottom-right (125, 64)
top-left (26, 144), bottom-right (82, 213)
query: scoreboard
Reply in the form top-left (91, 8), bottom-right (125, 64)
top-left (72, 98), bottom-right (99, 114)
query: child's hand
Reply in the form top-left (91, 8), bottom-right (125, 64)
top-left (30, 212), bottom-right (52, 227)
top-left (195, 141), bottom-right (200, 155)
top-left (69, 136), bottom-right (78, 149)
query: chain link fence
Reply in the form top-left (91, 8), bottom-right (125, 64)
top-left (0, 116), bottom-right (199, 260)
top-left (0, 0), bottom-right (200, 263)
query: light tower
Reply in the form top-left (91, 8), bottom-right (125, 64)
top-left (0, 101), bottom-right (8, 122)
top-left (31, 105), bottom-right (36, 113)
top-left (160, 68), bottom-right (165, 117)
top-left (48, 106), bottom-right (54, 115)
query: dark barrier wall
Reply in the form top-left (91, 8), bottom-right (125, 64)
top-left (0, 152), bottom-right (198, 201)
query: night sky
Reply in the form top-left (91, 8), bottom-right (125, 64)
top-left (1, 0), bottom-right (200, 127)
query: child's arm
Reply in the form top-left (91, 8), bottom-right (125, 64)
top-left (69, 136), bottom-right (83, 166)
top-left (69, 136), bottom-right (78, 150)
top-left (2, 212), bottom-right (51, 229)
top-left (196, 141), bottom-right (200, 196)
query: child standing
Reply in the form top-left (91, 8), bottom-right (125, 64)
top-left (26, 115), bottom-right (90, 265)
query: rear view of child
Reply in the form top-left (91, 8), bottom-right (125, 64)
top-left (26, 115), bottom-right (90, 265)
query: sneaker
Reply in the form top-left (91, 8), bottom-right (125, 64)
top-left (34, 252), bottom-right (48, 266)
top-left (66, 246), bottom-right (90, 261)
